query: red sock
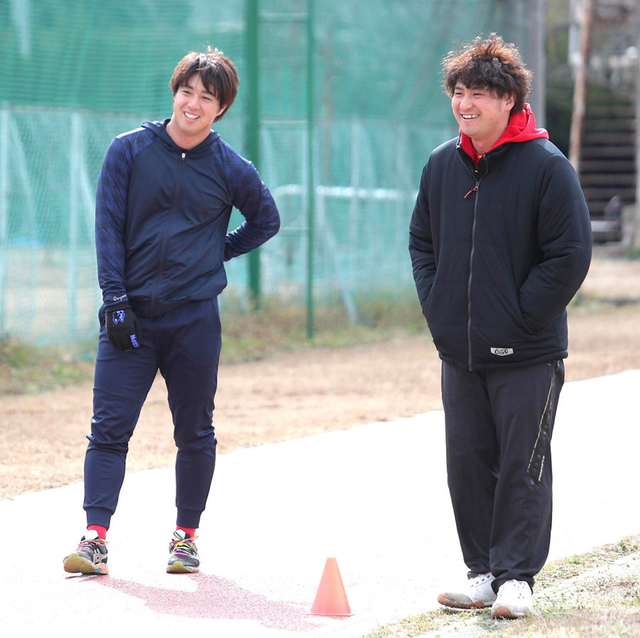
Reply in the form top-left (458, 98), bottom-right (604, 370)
top-left (177, 526), bottom-right (196, 538)
top-left (88, 525), bottom-right (108, 540)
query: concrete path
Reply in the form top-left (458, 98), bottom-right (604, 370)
top-left (1, 369), bottom-right (639, 637)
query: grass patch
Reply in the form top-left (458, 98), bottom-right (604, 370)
top-left (0, 335), bottom-right (96, 395)
top-left (204, 291), bottom-right (426, 362)
top-left (570, 292), bottom-right (640, 312)
top-left (616, 248), bottom-right (640, 261)
top-left (0, 293), bottom-right (428, 395)
top-left (535, 537), bottom-right (640, 588)
top-left (361, 536), bottom-right (640, 638)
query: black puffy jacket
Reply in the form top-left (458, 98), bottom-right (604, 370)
top-left (409, 136), bottom-right (592, 371)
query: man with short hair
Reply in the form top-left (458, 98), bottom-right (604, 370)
top-left (409, 34), bottom-right (592, 618)
top-left (64, 47), bottom-right (280, 575)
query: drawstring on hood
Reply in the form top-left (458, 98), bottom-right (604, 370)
top-left (459, 103), bottom-right (549, 167)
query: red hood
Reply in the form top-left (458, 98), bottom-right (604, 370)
top-left (460, 103), bottom-right (549, 165)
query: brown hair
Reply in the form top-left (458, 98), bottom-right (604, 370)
top-left (442, 33), bottom-right (532, 113)
top-left (169, 47), bottom-right (239, 122)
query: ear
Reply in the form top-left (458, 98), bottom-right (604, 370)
top-left (504, 93), bottom-right (516, 112)
top-left (215, 104), bottom-right (228, 121)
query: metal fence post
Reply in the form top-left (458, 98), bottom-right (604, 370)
top-left (246, 0), bottom-right (262, 306)
top-left (306, 0), bottom-right (315, 339)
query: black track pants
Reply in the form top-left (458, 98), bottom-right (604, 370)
top-left (441, 359), bottom-right (564, 589)
top-left (83, 298), bottom-right (222, 531)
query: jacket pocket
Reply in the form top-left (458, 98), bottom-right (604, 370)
top-left (425, 282), bottom-right (469, 361)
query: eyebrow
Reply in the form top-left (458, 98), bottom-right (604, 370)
top-left (182, 80), bottom-right (215, 97)
top-left (454, 83), bottom-right (487, 92)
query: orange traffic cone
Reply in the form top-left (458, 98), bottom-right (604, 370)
top-left (309, 557), bottom-right (353, 617)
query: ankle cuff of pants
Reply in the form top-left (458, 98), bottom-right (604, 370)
top-left (177, 508), bottom-right (202, 530)
top-left (85, 507), bottom-right (113, 529)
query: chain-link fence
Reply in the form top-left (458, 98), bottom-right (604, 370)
top-left (0, 0), bottom-right (525, 343)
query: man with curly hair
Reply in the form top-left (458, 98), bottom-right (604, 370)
top-left (409, 34), bottom-right (592, 618)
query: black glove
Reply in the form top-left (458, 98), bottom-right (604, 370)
top-left (105, 303), bottom-right (142, 351)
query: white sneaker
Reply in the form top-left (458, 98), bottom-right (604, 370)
top-left (437, 572), bottom-right (496, 609)
top-left (491, 579), bottom-right (533, 618)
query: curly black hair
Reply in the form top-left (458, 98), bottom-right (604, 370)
top-left (442, 33), bottom-right (532, 112)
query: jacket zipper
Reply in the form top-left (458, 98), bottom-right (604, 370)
top-left (467, 177), bottom-right (480, 371)
top-left (149, 151), bottom-right (186, 316)
top-left (458, 148), bottom-right (485, 371)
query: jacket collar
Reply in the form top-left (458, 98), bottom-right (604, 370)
top-left (458, 104), bottom-right (549, 167)
top-left (142, 119), bottom-right (220, 155)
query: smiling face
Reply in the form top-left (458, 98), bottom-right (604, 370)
top-left (451, 83), bottom-right (515, 154)
top-left (166, 73), bottom-right (227, 150)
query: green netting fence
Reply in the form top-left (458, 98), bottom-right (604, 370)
top-left (0, 0), bottom-right (531, 344)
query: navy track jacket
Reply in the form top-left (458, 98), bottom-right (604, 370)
top-left (96, 119), bottom-right (280, 318)
top-left (409, 135), bottom-right (592, 371)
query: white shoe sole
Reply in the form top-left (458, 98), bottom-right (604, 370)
top-left (437, 592), bottom-right (493, 609)
top-left (491, 604), bottom-right (531, 618)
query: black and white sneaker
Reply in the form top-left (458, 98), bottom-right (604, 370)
top-left (166, 530), bottom-right (200, 574)
top-left (63, 530), bottom-right (109, 575)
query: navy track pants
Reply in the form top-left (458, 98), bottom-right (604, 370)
top-left (441, 359), bottom-right (564, 590)
top-left (83, 298), bottom-right (222, 530)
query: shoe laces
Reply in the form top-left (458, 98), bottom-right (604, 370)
top-left (171, 536), bottom-right (198, 556)
top-left (79, 537), bottom-right (107, 550)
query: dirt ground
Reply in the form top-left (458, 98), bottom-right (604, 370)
top-left (1, 251), bottom-right (639, 501)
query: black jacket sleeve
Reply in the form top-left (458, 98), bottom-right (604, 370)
top-left (518, 153), bottom-right (593, 332)
top-left (408, 163), bottom-right (437, 317)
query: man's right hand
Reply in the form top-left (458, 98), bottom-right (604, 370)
top-left (105, 303), bottom-right (142, 351)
